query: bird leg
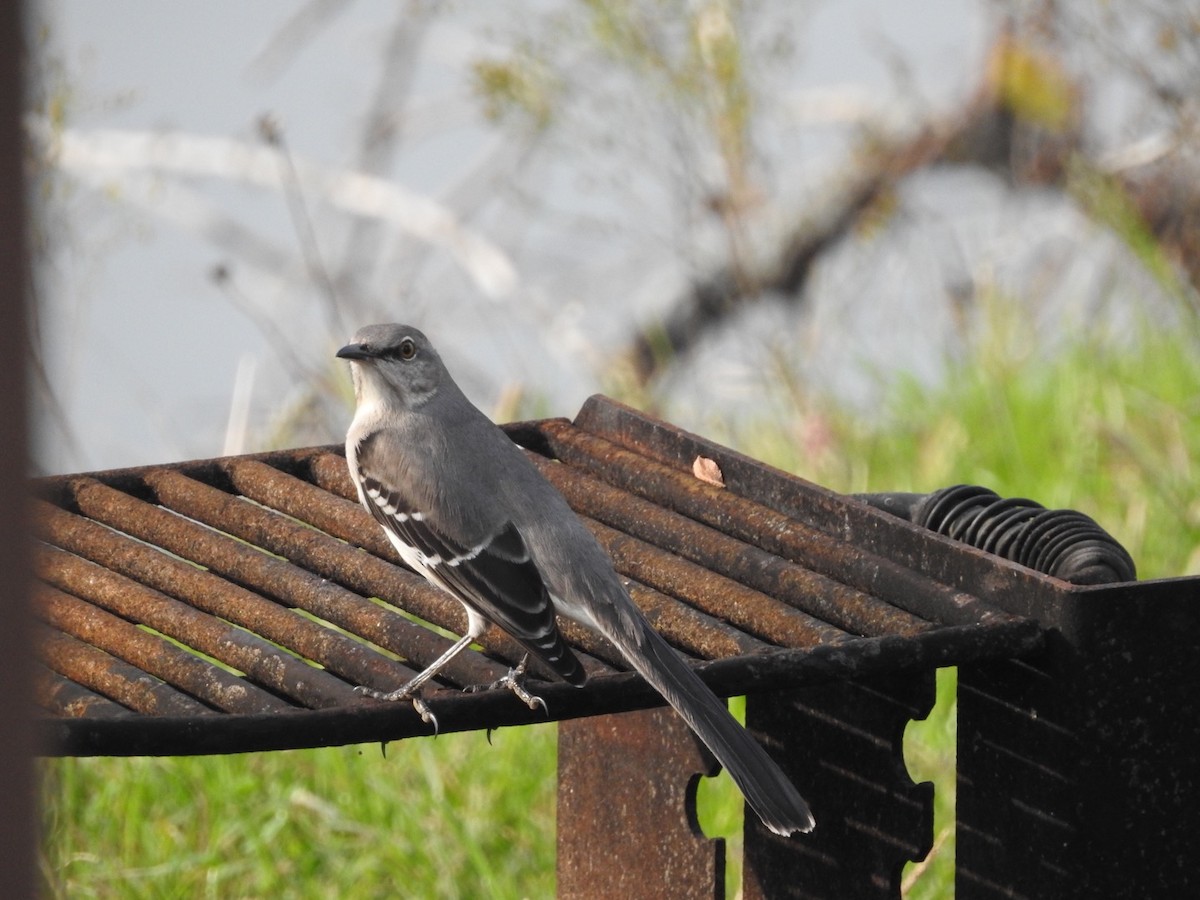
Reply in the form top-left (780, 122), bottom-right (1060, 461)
top-left (355, 632), bottom-right (480, 733)
top-left (464, 655), bottom-right (547, 714)
top-left (356, 682), bottom-right (438, 730)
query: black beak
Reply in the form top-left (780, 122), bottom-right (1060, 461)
top-left (336, 342), bottom-right (373, 361)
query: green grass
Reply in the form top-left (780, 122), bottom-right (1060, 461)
top-left (749, 322), bottom-right (1200, 582)
top-left (40, 728), bottom-right (558, 899)
top-left (39, 319), bottom-right (1200, 898)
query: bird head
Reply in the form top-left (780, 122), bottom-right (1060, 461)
top-left (337, 323), bottom-right (445, 411)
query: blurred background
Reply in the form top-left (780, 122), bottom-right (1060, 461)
top-left (28, 0), bottom-right (1196, 474)
top-left (30, 1), bottom-right (1200, 897)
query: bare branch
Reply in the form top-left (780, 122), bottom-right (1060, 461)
top-left (246, 0), bottom-right (355, 82)
top-left (624, 116), bottom-right (967, 383)
top-left (332, 7), bottom-right (433, 324)
top-left (257, 114), bottom-right (344, 336)
top-left (41, 122), bottom-right (519, 299)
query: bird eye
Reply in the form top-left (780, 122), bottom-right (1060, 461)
top-left (398, 337), bottom-right (417, 360)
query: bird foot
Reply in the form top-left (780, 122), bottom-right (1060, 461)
top-left (464, 657), bottom-right (547, 714)
top-left (355, 684), bottom-right (439, 733)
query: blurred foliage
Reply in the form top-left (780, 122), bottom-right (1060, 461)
top-left (1067, 159), bottom-right (1193, 300)
top-left (472, 0), bottom-right (759, 212)
top-left (472, 53), bottom-right (558, 129)
top-left (742, 309), bottom-right (1200, 581)
top-left (986, 33), bottom-right (1077, 131)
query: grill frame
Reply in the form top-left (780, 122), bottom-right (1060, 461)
top-left (34, 394), bottom-right (1200, 897)
top-left (33, 394), bottom-right (1044, 758)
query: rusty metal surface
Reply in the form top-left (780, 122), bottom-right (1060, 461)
top-left (558, 707), bottom-right (723, 899)
top-left (954, 575), bottom-right (1200, 899)
top-left (742, 671), bottom-right (937, 899)
top-left (33, 395), bottom-right (1044, 757)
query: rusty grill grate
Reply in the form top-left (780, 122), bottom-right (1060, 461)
top-left (33, 395), bottom-right (1042, 757)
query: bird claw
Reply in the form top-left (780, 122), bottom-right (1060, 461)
top-left (504, 674), bottom-right (548, 714)
top-left (355, 684), bottom-right (440, 733)
top-left (464, 657), bottom-right (548, 714)
top-left (409, 694), bottom-right (439, 731)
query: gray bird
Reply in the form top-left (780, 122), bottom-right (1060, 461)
top-left (337, 323), bottom-right (814, 836)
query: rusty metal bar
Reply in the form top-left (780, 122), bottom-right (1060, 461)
top-left (564, 400), bottom-right (1029, 627)
top-left (190, 456), bottom-right (531, 673)
top-left (39, 617), bottom-right (1040, 758)
top-left (150, 460), bottom-right (588, 686)
top-left (587, 517), bottom-right (853, 649)
top-left (626, 580), bottom-right (771, 660)
top-left (34, 539), bottom-right (362, 710)
top-left (526, 450), bottom-right (932, 638)
top-left (37, 625), bottom-right (214, 717)
top-left (225, 454), bottom-right (380, 549)
top-left (33, 583), bottom-right (292, 715)
top-left (228, 454), bottom-right (394, 560)
top-left (305, 449), bottom-right (360, 503)
top-left (33, 665), bottom-right (134, 719)
top-left (35, 498), bottom-right (361, 709)
top-left (41, 678), bottom-right (598, 758)
top-left (138, 467), bottom-right (505, 692)
top-left (31, 444), bottom-right (340, 509)
top-left (695, 619), bottom-right (1040, 700)
top-left (61, 477), bottom-right (409, 698)
top-left (299, 450), bottom-right (786, 662)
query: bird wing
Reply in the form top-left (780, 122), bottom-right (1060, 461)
top-left (355, 466), bottom-right (587, 686)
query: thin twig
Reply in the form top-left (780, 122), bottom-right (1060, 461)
top-left (257, 114), bottom-right (345, 337)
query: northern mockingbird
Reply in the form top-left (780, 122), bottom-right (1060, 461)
top-left (338, 323), bottom-right (814, 836)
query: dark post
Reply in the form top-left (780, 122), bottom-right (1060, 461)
top-left (956, 577), bottom-right (1200, 897)
top-left (742, 673), bottom-right (935, 899)
top-left (0, 1), bottom-right (37, 897)
top-left (557, 706), bottom-right (724, 899)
